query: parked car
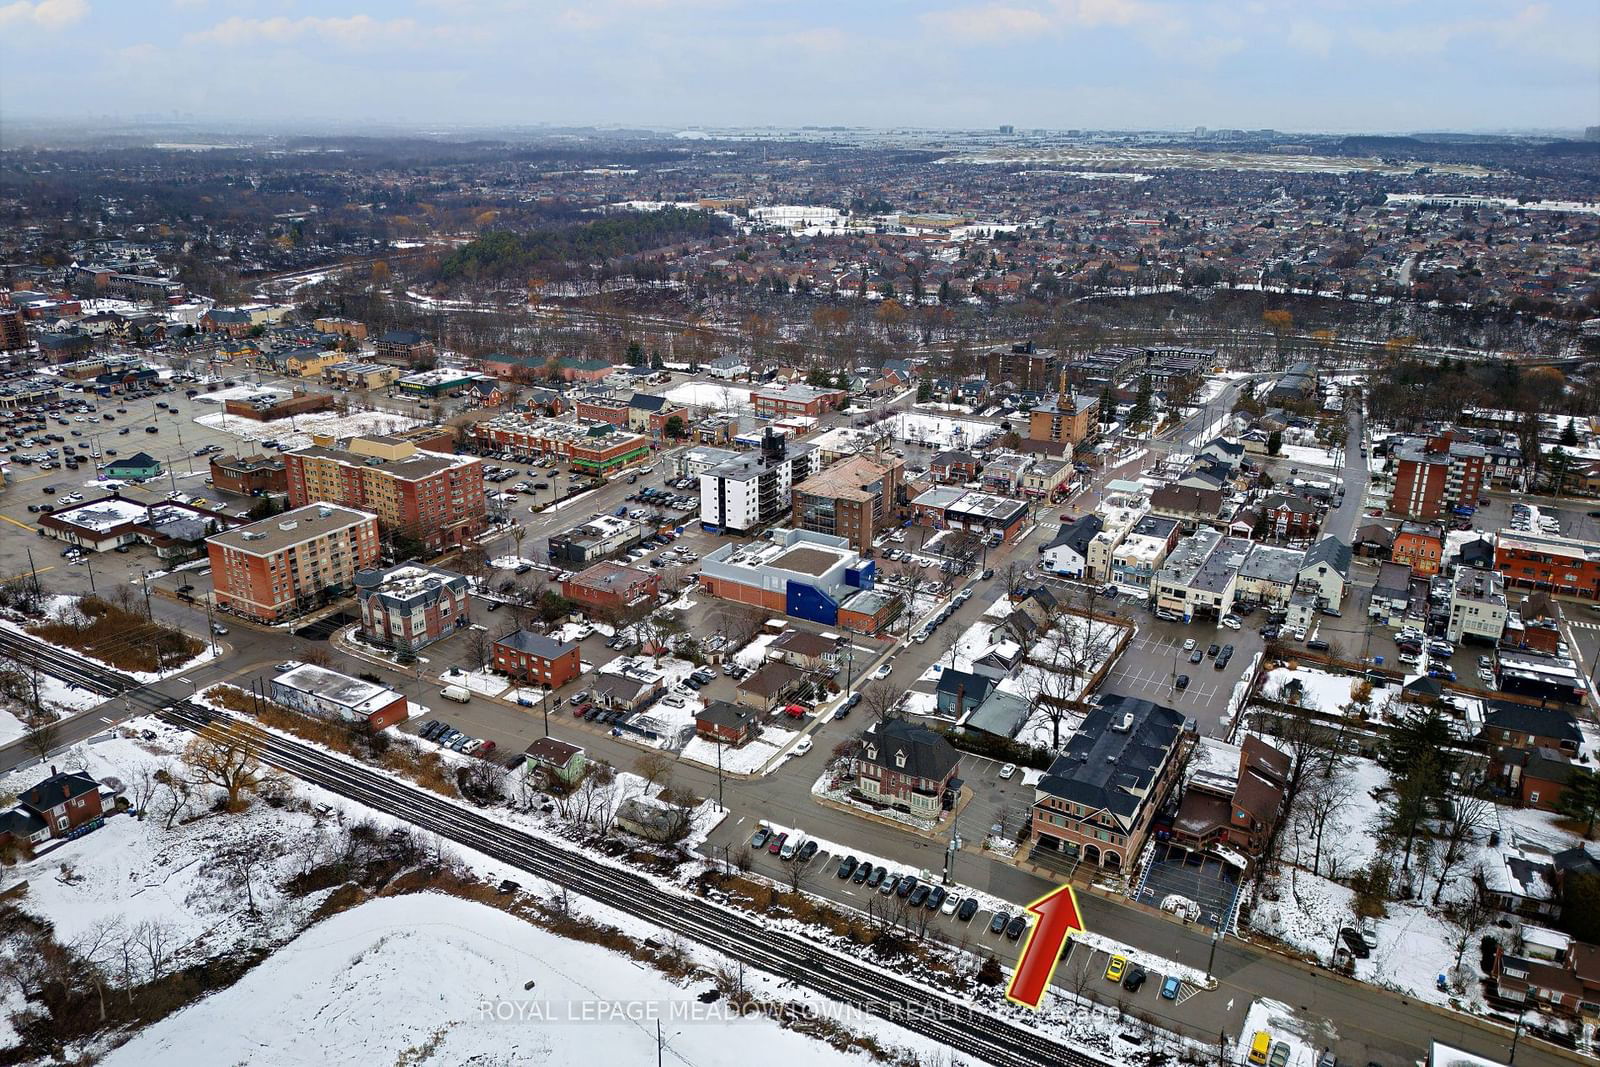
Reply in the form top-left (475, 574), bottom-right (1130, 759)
top-left (836, 855), bottom-right (858, 879)
top-left (926, 886), bottom-right (947, 911)
top-left (767, 832), bottom-right (787, 856)
top-left (1104, 955), bottom-right (1127, 982)
top-left (1339, 928), bottom-right (1371, 959)
top-left (1122, 965), bottom-right (1147, 992)
top-left (797, 840), bottom-right (818, 862)
top-left (851, 862), bottom-right (871, 885)
top-left (998, 763), bottom-right (1017, 780)
top-left (1160, 975), bottom-right (1181, 1000)
top-left (751, 827), bottom-right (771, 850)
top-left (990, 911), bottom-right (1010, 935)
top-left (957, 898), bottom-right (979, 922)
top-left (1005, 915), bottom-right (1027, 941)
top-left (865, 865), bottom-right (886, 888)
top-left (1174, 674), bottom-right (1190, 690)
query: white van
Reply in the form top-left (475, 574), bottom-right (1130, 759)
top-left (439, 684), bottom-right (472, 703)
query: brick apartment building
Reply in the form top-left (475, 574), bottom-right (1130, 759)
top-left (791, 455), bottom-right (904, 555)
top-left (469, 415), bottom-right (652, 475)
top-left (0, 307), bottom-right (28, 353)
top-left (492, 630), bottom-right (582, 688)
top-left (985, 341), bottom-right (1058, 392)
top-left (283, 435), bottom-right (486, 552)
top-left (1027, 393), bottom-right (1101, 447)
top-left (207, 503), bottom-right (380, 622)
top-left (209, 453), bottom-right (287, 496)
top-left (559, 561), bottom-right (660, 613)
top-left (354, 562), bottom-right (471, 652)
top-left (1390, 433), bottom-right (1489, 520)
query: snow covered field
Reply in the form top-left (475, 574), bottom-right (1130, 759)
top-left (663, 380), bottom-right (751, 415)
top-left (193, 406), bottom-right (423, 452)
top-left (103, 893), bottom-right (918, 1067)
top-left (0, 674), bottom-right (105, 746)
top-left (890, 411), bottom-right (994, 449)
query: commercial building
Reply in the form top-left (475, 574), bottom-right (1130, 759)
top-left (209, 453), bottom-right (287, 497)
top-left (1447, 566), bottom-right (1508, 644)
top-left (1171, 735), bottom-right (1290, 859)
top-left (395, 368), bottom-right (481, 396)
top-left (1153, 528), bottom-right (1251, 621)
top-left (1235, 544), bottom-right (1307, 609)
top-left (908, 487), bottom-right (1029, 544)
top-left (1031, 695), bottom-right (1194, 872)
top-left (322, 361), bottom-right (401, 390)
top-left (698, 528), bottom-right (894, 634)
top-left (749, 383), bottom-right (845, 418)
top-left (791, 455), bottom-right (903, 555)
top-left (354, 563), bottom-right (470, 652)
top-left (1495, 530), bottom-right (1600, 601)
top-left (1027, 393), bottom-right (1101, 447)
top-left (1390, 434), bottom-right (1489, 520)
top-left (270, 663), bottom-right (408, 731)
top-left (560, 561), bottom-right (660, 613)
top-left (1108, 514), bottom-right (1180, 597)
top-left (547, 513), bottom-right (648, 566)
top-left (699, 431), bottom-right (820, 534)
top-left (469, 415), bottom-right (651, 474)
top-left (492, 630), bottom-right (582, 688)
top-left (208, 504), bottom-right (380, 622)
top-left (40, 495), bottom-right (239, 557)
top-left (283, 435), bottom-right (486, 552)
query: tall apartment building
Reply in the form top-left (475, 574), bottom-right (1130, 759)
top-left (1027, 393), bottom-right (1101, 447)
top-left (699, 431), bottom-right (819, 534)
top-left (0, 308), bottom-right (28, 353)
top-left (791, 455), bottom-right (903, 555)
top-left (208, 504), bottom-right (380, 622)
top-left (283, 435), bottom-right (486, 552)
top-left (1390, 433), bottom-right (1488, 520)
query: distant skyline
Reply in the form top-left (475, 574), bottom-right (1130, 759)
top-left (1, 0), bottom-right (1596, 135)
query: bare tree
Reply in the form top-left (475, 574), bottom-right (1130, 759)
top-left (861, 682), bottom-right (902, 723)
top-left (71, 916), bottom-right (124, 1023)
top-left (21, 712), bottom-right (61, 763)
top-left (1442, 887), bottom-right (1495, 975)
top-left (1432, 791), bottom-right (1493, 906)
top-left (154, 759), bottom-right (195, 829)
top-left (182, 721), bottom-right (271, 812)
top-left (1293, 765), bottom-right (1358, 877)
top-left (132, 918), bottom-right (176, 982)
top-left (633, 751), bottom-right (675, 792)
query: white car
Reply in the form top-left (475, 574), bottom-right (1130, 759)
top-left (1221, 616), bottom-right (1243, 630)
top-left (1182, 638), bottom-right (1197, 652)
top-left (998, 763), bottom-right (1018, 780)
top-left (873, 661), bottom-right (894, 680)
top-left (941, 893), bottom-right (961, 916)
top-left (794, 737), bottom-right (813, 756)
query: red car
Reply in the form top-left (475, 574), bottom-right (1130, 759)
top-left (767, 832), bottom-right (787, 855)
top-left (782, 703), bottom-right (809, 719)
top-left (572, 703), bottom-right (588, 717)
top-left (476, 740), bottom-right (497, 758)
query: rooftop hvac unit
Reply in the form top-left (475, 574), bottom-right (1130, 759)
top-left (279, 521), bottom-right (298, 531)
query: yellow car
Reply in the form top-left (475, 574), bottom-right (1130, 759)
top-left (1104, 955), bottom-right (1127, 982)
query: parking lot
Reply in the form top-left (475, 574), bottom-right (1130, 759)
top-left (1132, 842), bottom-right (1243, 931)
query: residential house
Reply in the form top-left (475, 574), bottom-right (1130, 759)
top-left (1297, 536), bottom-right (1353, 605)
top-left (1170, 735), bottom-right (1290, 859)
top-left (10, 767), bottom-right (103, 841)
top-left (696, 700), bottom-right (759, 744)
top-left (929, 450), bottom-right (979, 483)
top-left (1260, 493), bottom-right (1320, 540)
top-left (491, 631), bottom-right (581, 688)
top-left (935, 669), bottom-right (995, 720)
top-left (1392, 521), bottom-right (1447, 577)
top-left (1148, 485), bottom-right (1223, 532)
top-left (591, 672), bottom-right (664, 714)
top-left (1354, 522), bottom-right (1395, 560)
top-left (521, 738), bottom-right (587, 786)
top-left (852, 719), bottom-right (962, 819)
top-left (735, 661), bottom-right (804, 713)
top-left (1041, 514), bottom-right (1102, 579)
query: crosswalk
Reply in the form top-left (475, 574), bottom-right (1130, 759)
top-left (1571, 621), bottom-right (1600, 632)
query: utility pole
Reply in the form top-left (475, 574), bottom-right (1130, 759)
top-left (84, 553), bottom-right (96, 594)
top-left (716, 736), bottom-right (725, 812)
top-left (26, 547), bottom-right (40, 595)
top-left (942, 797), bottom-right (962, 884)
top-left (204, 598), bottom-right (219, 655)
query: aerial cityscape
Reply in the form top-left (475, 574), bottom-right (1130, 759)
top-left (0, 2), bottom-right (1598, 1066)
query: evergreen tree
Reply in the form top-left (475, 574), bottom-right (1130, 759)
top-left (1128, 375), bottom-right (1153, 426)
top-left (625, 340), bottom-right (644, 366)
top-left (1266, 430), bottom-right (1283, 456)
top-left (916, 379), bottom-right (933, 403)
top-left (806, 366), bottom-right (831, 388)
top-left (1561, 419), bottom-right (1579, 447)
top-left (938, 278), bottom-right (952, 305)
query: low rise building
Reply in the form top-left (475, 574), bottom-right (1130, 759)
top-left (1041, 514), bottom-right (1103, 579)
top-left (560, 561), bottom-right (660, 613)
top-left (270, 663), bottom-right (408, 730)
top-left (354, 563), bottom-right (470, 652)
top-left (1448, 566), bottom-right (1509, 644)
top-left (1495, 530), bottom-right (1600, 601)
top-left (1153, 528), bottom-right (1250, 622)
top-left (492, 630), bottom-right (582, 688)
top-left (1236, 543), bottom-right (1306, 609)
top-left (470, 414), bottom-right (652, 474)
top-left (1108, 514), bottom-right (1180, 597)
top-left (522, 738), bottom-right (587, 785)
top-left (909, 488), bottom-right (1029, 544)
top-left (209, 453), bottom-right (287, 497)
top-left (1031, 695), bottom-right (1194, 872)
top-left (699, 528), bottom-right (893, 634)
top-left (1392, 521), bottom-right (1446, 577)
top-left (749, 383), bottom-right (845, 417)
top-left (547, 513), bottom-right (648, 567)
top-left (1171, 735), bottom-right (1290, 859)
top-left (1297, 536), bottom-right (1352, 605)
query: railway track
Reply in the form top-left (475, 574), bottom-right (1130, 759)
top-left (2, 630), bottom-right (1107, 1067)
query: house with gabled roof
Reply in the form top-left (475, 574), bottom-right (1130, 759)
top-left (851, 719), bottom-right (961, 819)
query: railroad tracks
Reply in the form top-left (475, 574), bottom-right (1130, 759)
top-left (1, 630), bottom-right (1106, 1067)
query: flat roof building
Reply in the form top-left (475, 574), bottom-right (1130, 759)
top-left (209, 503), bottom-right (380, 623)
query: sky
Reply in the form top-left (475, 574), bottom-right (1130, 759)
top-left (0, 0), bottom-right (1596, 134)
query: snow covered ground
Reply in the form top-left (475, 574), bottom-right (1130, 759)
top-left (1235, 998), bottom-right (1327, 1067)
top-left (663, 380), bottom-right (751, 415)
top-left (679, 724), bottom-right (798, 775)
top-left (0, 674), bottom-right (105, 746)
top-left (890, 411), bottom-right (994, 450)
top-left (103, 893), bottom-right (929, 1067)
top-left (193, 406), bottom-right (422, 452)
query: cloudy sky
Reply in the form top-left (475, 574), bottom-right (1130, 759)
top-left (1, 0), bottom-right (1595, 133)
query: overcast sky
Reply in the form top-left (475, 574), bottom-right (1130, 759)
top-left (1, 0), bottom-right (1596, 134)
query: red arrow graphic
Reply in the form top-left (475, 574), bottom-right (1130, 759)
top-left (1005, 884), bottom-right (1085, 1011)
